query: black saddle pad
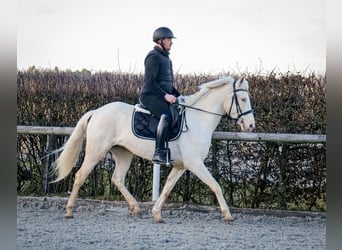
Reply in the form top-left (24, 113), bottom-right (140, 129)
top-left (131, 107), bottom-right (185, 141)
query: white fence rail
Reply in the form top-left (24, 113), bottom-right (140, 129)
top-left (17, 126), bottom-right (326, 143)
top-left (17, 126), bottom-right (326, 200)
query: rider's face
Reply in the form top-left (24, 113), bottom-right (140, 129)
top-left (161, 38), bottom-right (173, 51)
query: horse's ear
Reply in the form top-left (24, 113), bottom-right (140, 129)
top-left (237, 77), bottom-right (245, 87)
top-left (237, 77), bottom-right (249, 90)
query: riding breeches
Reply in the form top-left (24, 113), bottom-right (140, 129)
top-left (140, 94), bottom-right (172, 125)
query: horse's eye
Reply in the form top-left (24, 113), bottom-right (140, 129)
top-left (241, 98), bottom-right (247, 102)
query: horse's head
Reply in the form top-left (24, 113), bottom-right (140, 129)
top-left (224, 77), bottom-right (255, 132)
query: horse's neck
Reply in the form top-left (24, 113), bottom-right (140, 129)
top-left (196, 85), bottom-right (229, 113)
top-left (188, 86), bottom-right (229, 132)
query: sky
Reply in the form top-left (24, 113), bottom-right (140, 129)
top-left (17, 0), bottom-right (326, 75)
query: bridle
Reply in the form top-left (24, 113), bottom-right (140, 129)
top-left (225, 79), bottom-right (254, 122)
top-left (176, 79), bottom-right (253, 123)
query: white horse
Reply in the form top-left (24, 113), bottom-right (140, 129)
top-left (52, 76), bottom-right (255, 223)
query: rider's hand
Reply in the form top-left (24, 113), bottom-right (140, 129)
top-left (164, 94), bottom-right (177, 104)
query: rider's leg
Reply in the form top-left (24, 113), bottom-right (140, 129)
top-left (152, 114), bottom-right (170, 164)
top-left (140, 96), bottom-right (173, 164)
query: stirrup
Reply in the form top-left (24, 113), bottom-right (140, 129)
top-left (152, 149), bottom-right (174, 165)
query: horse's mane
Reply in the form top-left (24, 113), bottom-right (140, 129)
top-left (181, 76), bottom-right (235, 106)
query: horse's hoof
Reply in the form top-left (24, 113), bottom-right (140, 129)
top-left (129, 205), bottom-right (141, 217)
top-left (224, 217), bottom-right (234, 223)
top-left (64, 214), bottom-right (74, 219)
top-left (131, 211), bottom-right (142, 218)
top-left (154, 218), bottom-right (165, 224)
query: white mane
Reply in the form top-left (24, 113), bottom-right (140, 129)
top-left (179, 76), bottom-right (235, 106)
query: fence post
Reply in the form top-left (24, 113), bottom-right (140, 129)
top-left (277, 145), bottom-right (287, 209)
top-left (152, 163), bottom-right (160, 201)
top-left (43, 134), bottom-right (51, 194)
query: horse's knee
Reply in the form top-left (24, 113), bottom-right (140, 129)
top-left (74, 171), bottom-right (82, 182)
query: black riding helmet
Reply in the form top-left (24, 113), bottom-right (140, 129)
top-left (153, 27), bottom-right (176, 42)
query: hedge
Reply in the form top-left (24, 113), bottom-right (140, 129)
top-left (17, 68), bottom-right (326, 211)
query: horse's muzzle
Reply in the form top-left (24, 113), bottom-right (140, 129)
top-left (239, 121), bottom-right (255, 133)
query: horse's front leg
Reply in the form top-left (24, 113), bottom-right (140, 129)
top-left (152, 165), bottom-right (185, 223)
top-left (186, 160), bottom-right (234, 223)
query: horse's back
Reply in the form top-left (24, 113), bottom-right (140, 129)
top-left (88, 101), bottom-right (134, 129)
top-left (99, 101), bottom-right (134, 112)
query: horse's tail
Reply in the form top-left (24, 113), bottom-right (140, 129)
top-left (51, 110), bottom-right (94, 183)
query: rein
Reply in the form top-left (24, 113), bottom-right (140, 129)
top-left (176, 79), bottom-right (253, 123)
top-left (176, 103), bottom-right (222, 117)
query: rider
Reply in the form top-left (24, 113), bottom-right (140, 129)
top-left (139, 27), bottom-right (181, 164)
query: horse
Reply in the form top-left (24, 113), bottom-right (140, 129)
top-left (51, 76), bottom-right (255, 223)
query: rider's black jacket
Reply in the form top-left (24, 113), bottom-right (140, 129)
top-left (140, 46), bottom-right (180, 99)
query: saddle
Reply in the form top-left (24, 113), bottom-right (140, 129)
top-left (131, 102), bottom-right (186, 141)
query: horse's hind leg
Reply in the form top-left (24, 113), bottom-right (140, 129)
top-left (110, 146), bottom-right (140, 216)
top-left (64, 148), bottom-right (106, 218)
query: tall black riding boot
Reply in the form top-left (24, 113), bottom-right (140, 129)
top-left (152, 114), bottom-right (170, 164)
